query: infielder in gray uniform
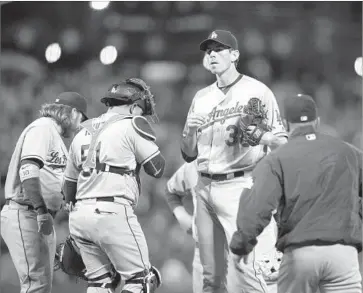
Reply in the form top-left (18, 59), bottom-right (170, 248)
top-left (165, 161), bottom-right (203, 293)
top-left (1, 92), bottom-right (88, 293)
top-left (63, 78), bottom-right (164, 293)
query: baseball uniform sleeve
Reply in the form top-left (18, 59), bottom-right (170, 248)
top-left (21, 125), bottom-right (51, 168)
top-left (182, 97), bottom-right (196, 138)
top-left (64, 140), bottom-right (81, 182)
top-left (181, 96), bottom-right (200, 162)
top-left (230, 155), bottom-right (283, 256)
top-left (166, 164), bottom-right (192, 211)
top-left (128, 124), bottom-right (160, 165)
top-left (262, 88), bottom-right (288, 138)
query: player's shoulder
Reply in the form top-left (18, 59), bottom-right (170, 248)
top-left (170, 161), bottom-right (198, 185)
top-left (28, 117), bottom-right (54, 129)
top-left (71, 127), bottom-right (90, 149)
top-left (23, 117), bottom-right (54, 137)
top-left (239, 74), bottom-right (272, 94)
top-left (131, 116), bottom-right (156, 141)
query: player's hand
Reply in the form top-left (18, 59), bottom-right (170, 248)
top-left (185, 113), bottom-right (207, 135)
top-left (246, 126), bottom-right (272, 145)
top-left (173, 207), bottom-right (193, 235)
top-left (37, 212), bottom-right (54, 235)
top-left (64, 202), bottom-right (75, 213)
top-left (232, 252), bottom-right (253, 273)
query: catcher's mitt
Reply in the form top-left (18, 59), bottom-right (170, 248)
top-left (54, 235), bottom-right (88, 281)
top-left (239, 97), bottom-right (271, 146)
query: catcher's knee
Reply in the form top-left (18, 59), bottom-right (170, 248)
top-left (124, 266), bottom-right (162, 293)
top-left (87, 271), bottom-right (121, 291)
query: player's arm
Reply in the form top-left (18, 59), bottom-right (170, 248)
top-left (230, 155), bottom-right (283, 256)
top-left (20, 126), bottom-right (51, 214)
top-left (63, 139), bottom-right (81, 204)
top-left (165, 165), bottom-right (189, 214)
top-left (181, 97), bottom-right (204, 162)
top-left (165, 164), bottom-right (193, 233)
top-left (259, 88), bottom-right (288, 150)
top-left (131, 116), bottom-right (165, 178)
top-left (19, 159), bottom-right (47, 214)
top-left (143, 153), bottom-right (165, 178)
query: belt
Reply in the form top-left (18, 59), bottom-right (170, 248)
top-left (200, 170), bottom-right (245, 181)
top-left (95, 196), bottom-right (116, 202)
top-left (80, 196), bottom-right (132, 206)
top-left (5, 199), bottom-right (58, 218)
top-left (95, 164), bottom-right (135, 176)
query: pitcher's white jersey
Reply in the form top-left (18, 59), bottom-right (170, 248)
top-left (5, 117), bottom-right (67, 210)
top-left (64, 112), bottom-right (160, 204)
top-left (183, 75), bottom-right (287, 174)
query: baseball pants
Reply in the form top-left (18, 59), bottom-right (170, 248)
top-left (195, 174), bottom-right (278, 293)
top-left (278, 244), bottom-right (362, 293)
top-left (69, 198), bottom-right (151, 293)
top-left (193, 243), bottom-right (204, 293)
top-left (1, 202), bottom-right (56, 293)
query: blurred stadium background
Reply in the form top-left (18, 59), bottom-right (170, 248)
top-left (0, 1), bottom-right (362, 293)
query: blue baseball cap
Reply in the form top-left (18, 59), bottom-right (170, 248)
top-left (55, 92), bottom-right (88, 120)
top-left (284, 94), bottom-right (318, 123)
top-left (200, 30), bottom-right (239, 51)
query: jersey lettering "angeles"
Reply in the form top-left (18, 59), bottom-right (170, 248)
top-left (183, 75), bottom-right (287, 174)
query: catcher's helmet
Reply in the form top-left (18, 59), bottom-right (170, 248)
top-left (101, 78), bottom-right (158, 122)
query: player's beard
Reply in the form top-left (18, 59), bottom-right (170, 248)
top-left (62, 126), bottom-right (77, 138)
top-left (61, 119), bottom-right (81, 138)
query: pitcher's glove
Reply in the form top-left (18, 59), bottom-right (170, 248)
top-left (54, 235), bottom-right (87, 281)
top-left (239, 97), bottom-right (271, 146)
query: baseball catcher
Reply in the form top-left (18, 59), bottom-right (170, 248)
top-left (62, 77), bottom-right (164, 293)
top-left (239, 97), bottom-right (272, 146)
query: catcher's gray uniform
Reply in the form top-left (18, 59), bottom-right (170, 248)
top-left (64, 79), bottom-right (163, 293)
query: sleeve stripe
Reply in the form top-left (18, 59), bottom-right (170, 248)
top-left (140, 150), bottom-right (160, 166)
top-left (21, 155), bottom-right (45, 164)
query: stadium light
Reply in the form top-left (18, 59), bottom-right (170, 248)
top-left (45, 43), bottom-right (61, 63)
top-left (354, 57), bottom-right (362, 77)
top-left (99, 45), bottom-right (117, 65)
top-left (90, 1), bottom-right (110, 10)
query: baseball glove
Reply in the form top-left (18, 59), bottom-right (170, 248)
top-left (239, 97), bottom-right (271, 146)
top-left (54, 235), bottom-right (88, 281)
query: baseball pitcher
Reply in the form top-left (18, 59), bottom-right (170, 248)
top-left (1, 92), bottom-right (87, 293)
top-left (181, 30), bottom-right (288, 293)
top-left (62, 78), bottom-right (164, 293)
top-left (165, 161), bottom-right (203, 293)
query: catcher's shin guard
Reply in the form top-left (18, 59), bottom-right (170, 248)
top-left (124, 266), bottom-right (162, 293)
top-left (87, 271), bottom-right (121, 291)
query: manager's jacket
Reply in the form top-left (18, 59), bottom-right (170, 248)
top-left (230, 125), bottom-right (362, 256)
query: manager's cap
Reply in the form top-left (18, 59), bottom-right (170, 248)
top-left (200, 30), bottom-right (238, 51)
top-left (55, 92), bottom-right (88, 120)
top-left (284, 94), bottom-right (318, 123)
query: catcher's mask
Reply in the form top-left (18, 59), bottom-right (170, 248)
top-left (101, 78), bottom-right (158, 123)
